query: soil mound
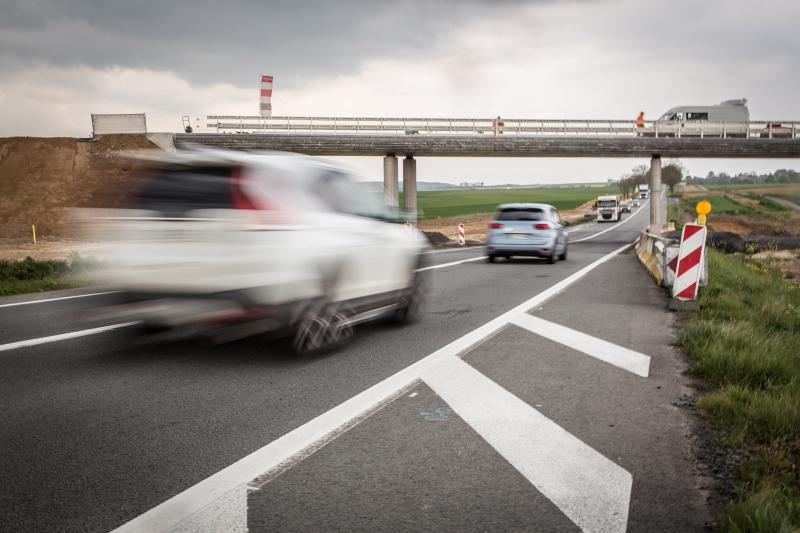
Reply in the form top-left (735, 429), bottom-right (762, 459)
top-left (0, 135), bottom-right (157, 238)
top-left (423, 231), bottom-right (451, 246)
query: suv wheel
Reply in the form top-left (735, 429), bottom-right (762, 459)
top-left (292, 300), bottom-right (352, 355)
top-left (393, 271), bottom-right (426, 324)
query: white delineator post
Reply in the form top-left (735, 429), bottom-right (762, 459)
top-left (458, 224), bottom-right (466, 246)
top-left (672, 223), bottom-right (707, 301)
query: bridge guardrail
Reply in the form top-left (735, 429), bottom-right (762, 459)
top-left (204, 116), bottom-right (799, 139)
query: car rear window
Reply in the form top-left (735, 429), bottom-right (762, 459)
top-left (133, 166), bottom-right (237, 216)
top-left (496, 208), bottom-right (544, 221)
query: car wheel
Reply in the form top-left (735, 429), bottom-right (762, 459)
top-left (487, 254), bottom-right (496, 263)
top-left (393, 269), bottom-right (427, 324)
top-left (292, 300), bottom-right (352, 355)
top-left (559, 243), bottom-right (568, 261)
top-left (547, 251), bottom-right (558, 264)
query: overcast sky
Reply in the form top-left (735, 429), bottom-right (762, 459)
top-left (1, 0), bottom-right (798, 183)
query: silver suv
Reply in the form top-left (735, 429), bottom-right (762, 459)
top-left (485, 203), bottom-right (568, 264)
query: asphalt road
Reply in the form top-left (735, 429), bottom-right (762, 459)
top-left (0, 202), bottom-right (712, 532)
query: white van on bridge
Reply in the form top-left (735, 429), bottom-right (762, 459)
top-left (641, 99), bottom-right (750, 137)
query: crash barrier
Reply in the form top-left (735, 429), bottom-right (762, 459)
top-left (205, 115), bottom-right (800, 139)
top-left (458, 224), bottom-right (465, 246)
top-left (636, 230), bottom-right (707, 289)
top-left (673, 224), bottom-right (708, 301)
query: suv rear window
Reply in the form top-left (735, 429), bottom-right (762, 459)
top-left (496, 208), bottom-right (544, 221)
top-left (133, 166), bottom-right (237, 216)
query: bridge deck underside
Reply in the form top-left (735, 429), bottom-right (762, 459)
top-left (174, 134), bottom-right (800, 158)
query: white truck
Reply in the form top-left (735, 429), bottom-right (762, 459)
top-left (596, 195), bottom-right (620, 222)
top-left (638, 185), bottom-right (650, 199)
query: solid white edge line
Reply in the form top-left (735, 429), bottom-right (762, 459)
top-left (509, 313), bottom-right (651, 377)
top-left (424, 356), bottom-right (632, 533)
top-left (569, 200), bottom-right (649, 244)
top-left (416, 256), bottom-right (485, 272)
top-left (0, 322), bottom-right (139, 352)
top-left (111, 239), bottom-right (635, 533)
top-left (0, 291), bottom-right (118, 309)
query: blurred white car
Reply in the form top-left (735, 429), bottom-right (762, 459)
top-left (80, 150), bottom-right (429, 353)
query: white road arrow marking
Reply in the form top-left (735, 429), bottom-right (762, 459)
top-left (424, 355), bottom-right (632, 533)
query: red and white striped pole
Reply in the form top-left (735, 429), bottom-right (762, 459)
top-left (260, 75), bottom-right (273, 117)
top-left (672, 223), bottom-right (707, 301)
top-left (458, 224), bottom-right (465, 246)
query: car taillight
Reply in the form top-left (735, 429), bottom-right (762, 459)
top-left (230, 168), bottom-right (262, 210)
top-left (490, 223), bottom-right (504, 229)
top-left (534, 223), bottom-right (551, 230)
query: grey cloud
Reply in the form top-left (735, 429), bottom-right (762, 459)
top-left (0, 0), bottom-right (527, 88)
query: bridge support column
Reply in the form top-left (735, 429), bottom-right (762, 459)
top-left (649, 155), bottom-right (664, 233)
top-left (403, 156), bottom-right (417, 223)
top-left (383, 155), bottom-right (399, 207)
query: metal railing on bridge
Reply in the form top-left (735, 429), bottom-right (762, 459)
top-left (206, 116), bottom-right (799, 139)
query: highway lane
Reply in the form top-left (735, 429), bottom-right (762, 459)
top-left (0, 206), bottom-right (650, 532)
top-left (0, 246), bottom-right (486, 347)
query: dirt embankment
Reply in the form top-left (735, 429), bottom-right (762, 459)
top-left (0, 135), bottom-right (156, 239)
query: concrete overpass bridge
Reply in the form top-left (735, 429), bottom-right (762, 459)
top-left (174, 115), bottom-right (800, 232)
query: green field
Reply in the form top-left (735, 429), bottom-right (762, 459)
top-left (682, 194), bottom-right (751, 215)
top-left (412, 186), bottom-right (618, 219)
top-left (705, 183), bottom-right (795, 191)
top-left (770, 192), bottom-right (800, 206)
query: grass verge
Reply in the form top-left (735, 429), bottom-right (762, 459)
top-left (0, 255), bottom-right (95, 296)
top-left (680, 249), bottom-right (800, 531)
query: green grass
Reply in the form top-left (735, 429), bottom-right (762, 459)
top-left (412, 186), bottom-right (619, 219)
top-left (682, 194), bottom-right (753, 215)
top-left (769, 192), bottom-right (800, 207)
top-left (706, 183), bottom-right (794, 191)
top-left (0, 256), bottom-right (94, 296)
top-left (679, 250), bottom-right (800, 530)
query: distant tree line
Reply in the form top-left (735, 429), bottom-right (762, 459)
top-left (617, 161), bottom-right (685, 197)
top-left (684, 169), bottom-right (800, 185)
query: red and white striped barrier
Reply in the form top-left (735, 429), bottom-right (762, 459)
top-left (672, 223), bottom-right (707, 301)
top-left (458, 224), bottom-right (465, 246)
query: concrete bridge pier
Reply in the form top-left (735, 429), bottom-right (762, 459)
top-left (383, 155), bottom-right (399, 207)
top-left (649, 155), bottom-right (665, 233)
top-left (403, 156), bottom-right (417, 222)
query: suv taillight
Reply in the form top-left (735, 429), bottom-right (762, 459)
top-left (230, 168), bottom-right (262, 210)
top-left (534, 223), bottom-right (551, 230)
top-left (490, 223), bottom-right (504, 229)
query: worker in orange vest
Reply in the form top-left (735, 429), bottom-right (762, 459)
top-left (492, 116), bottom-right (505, 136)
top-left (636, 111), bottom-right (645, 128)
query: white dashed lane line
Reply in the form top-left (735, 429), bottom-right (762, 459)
top-left (0, 322), bottom-right (139, 353)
